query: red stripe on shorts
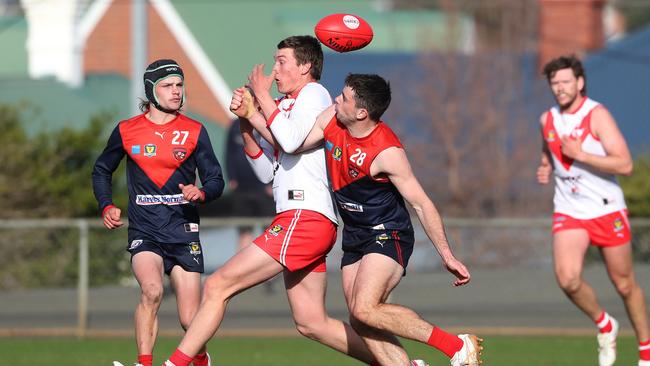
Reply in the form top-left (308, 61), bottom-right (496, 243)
top-left (279, 209), bottom-right (301, 265)
top-left (392, 230), bottom-right (404, 266)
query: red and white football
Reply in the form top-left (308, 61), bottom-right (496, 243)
top-left (314, 13), bottom-right (373, 53)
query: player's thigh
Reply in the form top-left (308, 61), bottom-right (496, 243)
top-left (209, 243), bottom-right (283, 294)
top-left (169, 266), bottom-right (202, 313)
top-left (284, 269), bottom-right (328, 323)
top-left (132, 251), bottom-right (165, 290)
top-left (350, 253), bottom-right (404, 309)
top-left (342, 261), bottom-right (361, 307)
top-left (600, 242), bottom-right (635, 283)
top-left (552, 229), bottom-right (591, 278)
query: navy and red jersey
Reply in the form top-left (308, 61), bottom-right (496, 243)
top-left (92, 113), bottom-right (224, 244)
top-left (323, 117), bottom-right (412, 237)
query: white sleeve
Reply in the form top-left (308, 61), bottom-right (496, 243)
top-left (268, 83), bottom-right (332, 153)
top-left (245, 136), bottom-right (275, 184)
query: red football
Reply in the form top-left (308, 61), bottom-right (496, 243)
top-left (314, 13), bottom-right (373, 53)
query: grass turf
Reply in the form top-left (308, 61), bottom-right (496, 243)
top-left (0, 335), bottom-right (641, 365)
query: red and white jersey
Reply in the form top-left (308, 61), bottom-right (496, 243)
top-left (246, 82), bottom-right (337, 223)
top-left (543, 97), bottom-right (626, 219)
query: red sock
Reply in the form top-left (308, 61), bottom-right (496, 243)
top-left (595, 311), bottom-right (613, 333)
top-left (169, 348), bottom-right (194, 366)
top-left (427, 327), bottom-right (464, 358)
top-left (137, 354), bottom-right (153, 366)
top-left (640, 339), bottom-right (650, 361)
top-left (193, 351), bottom-right (210, 366)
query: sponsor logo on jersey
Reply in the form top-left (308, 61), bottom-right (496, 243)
top-left (288, 190), bottom-right (304, 200)
top-left (173, 147), bottom-right (187, 161)
top-left (268, 224), bottom-right (284, 236)
top-left (144, 144), bottom-right (157, 157)
top-left (571, 128), bottom-right (584, 138)
top-left (129, 239), bottom-right (143, 250)
top-left (189, 242), bottom-right (202, 255)
top-left (339, 202), bottom-right (363, 212)
top-left (136, 194), bottom-right (188, 205)
top-left (325, 140), bottom-right (334, 151)
top-left (348, 167), bottom-right (359, 178)
top-left (131, 145), bottom-right (141, 154)
top-left (154, 131), bottom-right (166, 139)
top-left (613, 218), bottom-right (624, 232)
top-left (184, 223), bottom-right (199, 232)
top-left (332, 146), bottom-right (342, 161)
top-left (547, 130), bottom-right (556, 142)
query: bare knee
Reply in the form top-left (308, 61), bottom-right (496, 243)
top-left (295, 320), bottom-right (322, 341)
top-left (140, 282), bottom-right (163, 307)
top-left (612, 276), bottom-right (636, 298)
top-left (556, 271), bottom-right (583, 295)
top-left (350, 303), bottom-right (375, 327)
top-left (202, 272), bottom-right (237, 303)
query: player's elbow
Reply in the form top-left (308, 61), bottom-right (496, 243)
top-left (278, 140), bottom-right (300, 154)
top-left (619, 161), bottom-right (633, 176)
top-left (256, 173), bottom-right (274, 185)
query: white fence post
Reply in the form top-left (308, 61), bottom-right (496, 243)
top-left (76, 219), bottom-right (89, 337)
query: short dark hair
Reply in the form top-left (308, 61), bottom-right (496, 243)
top-left (277, 35), bottom-right (324, 80)
top-left (344, 74), bottom-right (391, 121)
top-left (542, 55), bottom-right (587, 96)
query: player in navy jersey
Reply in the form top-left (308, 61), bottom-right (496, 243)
top-left (93, 59), bottom-right (224, 366)
top-left (298, 74), bottom-right (482, 366)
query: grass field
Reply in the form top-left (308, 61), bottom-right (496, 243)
top-left (0, 335), bottom-right (642, 365)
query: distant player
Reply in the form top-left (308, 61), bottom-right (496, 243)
top-left (297, 73), bottom-right (482, 366)
top-left (537, 55), bottom-right (650, 366)
top-left (93, 59), bottom-right (224, 366)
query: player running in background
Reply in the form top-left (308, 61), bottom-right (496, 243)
top-left (92, 59), bottom-right (224, 366)
top-left (161, 36), bottom-right (413, 366)
top-left (293, 73), bottom-right (482, 366)
top-left (537, 55), bottom-right (650, 366)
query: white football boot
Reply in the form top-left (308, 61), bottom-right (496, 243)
top-left (639, 361), bottom-right (650, 366)
top-left (597, 316), bottom-right (619, 366)
top-left (112, 362), bottom-right (142, 366)
top-left (411, 360), bottom-right (429, 366)
top-left (450, 334), bottom-right (483, 366)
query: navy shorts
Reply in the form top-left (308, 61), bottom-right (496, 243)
top-left (127, 239), bottom-right (204, 275)
top-left (341, 228), bottom-right (415, 271)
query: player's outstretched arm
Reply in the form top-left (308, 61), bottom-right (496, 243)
top-left (294, 105), bottom-right (335, 153)
top-left (240, 118), bottom-right (275, 184)
top-left (373, 147), bottom-right (471, 286)
top-left (230, 87), bottom-right (278, 148)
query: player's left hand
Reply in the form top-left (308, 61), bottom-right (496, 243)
top-left (248, 64), bottom-right (276, 98)
top-left (443, 257), bottom-right (471, 287)
top-left (560, 135), bottom-right (584, 161)
top-left (179, 183), bottom-right (205, 203)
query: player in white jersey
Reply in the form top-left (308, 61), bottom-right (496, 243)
top-left (537, 55), bottom-right (650, 366)
top-left (162, 36), bottom-right (391, 366)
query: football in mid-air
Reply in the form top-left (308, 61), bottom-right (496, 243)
top-left (314, 14), bottom-right (373, 53)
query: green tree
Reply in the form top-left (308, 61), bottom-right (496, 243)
top-left (0, 103), bottom-right (127, 218)
top-left (621, 153), bottom-right (650, 217)
top-left (0, 102), bottom-right (130, 289)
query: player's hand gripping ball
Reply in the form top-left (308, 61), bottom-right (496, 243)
top-left (314, 13), bottom-right (373, 52)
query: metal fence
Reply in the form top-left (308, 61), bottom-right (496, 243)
top-left (1, 217), bottom-right (649, 337)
